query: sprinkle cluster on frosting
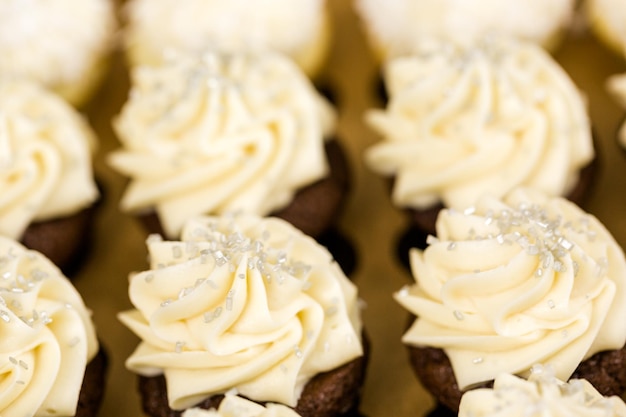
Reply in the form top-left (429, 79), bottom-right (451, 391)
top-left (109, 50), bottom-right (334, 239)
top-left (0, 237), bottom-right (99, 416)
top-left (119, 214), bottom-right (362, 410)
top-left (0, 0), bottom-right (117, 105)
top-left (354, 0), bottom-right (575, 59)
top-left (182, 392), bottom-right (303, 417)
top-left (122, 0), bottom-right (329, 76)
top-left (395, 188), bottom-right (626, 390)
top-left (0, 79), bottom-right (99, 239)
top-left (459, 365), bottom-right (626, 417)
top-left (365, 36), bottom-right (593, 212)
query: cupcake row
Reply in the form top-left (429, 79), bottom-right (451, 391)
top-left (2, 1), bottom-right (626, 417)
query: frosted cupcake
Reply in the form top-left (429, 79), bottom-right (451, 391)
top-left (365, 37), bottom-right (595, 246)
top-left (118, 213), bottom-right (367, 417)
top-left (182, 393), bottom-right (303, 417)
top-left (0, 236), bottom-right (106, 416)
top-left (584, 0), bottom-right (626, 57)
top-left (122, 0), bottom-right (331, 80)
top-left (109, 49), bottom-right (350, 244)
top-left (395, 188), bottom-right (626, 412)
top-left (0, 79), bottom-right (100, 274)
top-left (354, 0), bottom-right (576, 62)
top-left (0, 0), bottom-right (117, 107)
top-left (459, 366), bottom-right (626, 417)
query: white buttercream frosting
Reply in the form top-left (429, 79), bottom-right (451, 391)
top-left (585, 0), bottom-right (626, 57)
top-left (122, 0), bottom-right (330, 77)
top-left (0, 237), bottom-right (99, 416)
top-left (182, 393), bottom-right (302, 417)
top-left (395, 188), bottom-right (626, 390)
top-left (459, 366), bottom-right (626, 417)
top-left (354, 0), bottom-right (575, 60)
top-left (606, 73), bottom-right (626, 149)
top-left (109, 50), bottom-right (334, 239)
top-left (0, 0), bottom-right (117, 105)
top-left (0, 79), bottom-right (99, 240)
top-left (119, 214), bottom-right (363, 410)
top-left (365, 37), bottom-right (593, 212)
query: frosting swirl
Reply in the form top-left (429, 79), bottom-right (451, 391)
top-left (122, 0), bottom-right (330, 77)
top-left (459, 366), bottom-right (626, 417)
top-left (365, 37), bottom-right (593, 212)
top-left (109, 50), bottom-right (334, 239)
top-left (0, 79), bottom-right (99, 240)
top-left (118, 214), bottom-right (363, 410)
top-left (354, 0), bottom-right (575, 60)
top-left (0, 0), bottom-right (117, 105)
top-left (0, 237), bottom-right (99, 416)
top-left (182, 393), bottom-right (302, 417)
top-left (395, 188), bottom-right (626, 390)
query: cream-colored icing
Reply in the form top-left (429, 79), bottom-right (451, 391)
top-left (0, 79), bottom-right (99, 240)
top-left (119, 214), bottom-right (363, 410)
top-left (459, 366), bottom-right (626, 417)
top-left (109, 50), bottom-right (334, 239)
top-left (0, 0), bottom-right (117, 106)
top-left (122, 0), bottom-right (330, 77)
top-left (585, 0), bottom-right (626, 57)
top-left (606, 73), bottom-right (626, 149)
top-left (182, 393), bottom-right (302, 417)
top-left (395, 188), bottom-right (626, 390)
top-left (365, 37), bottom-right (593, 212)
top-left (0, 237), bottom-right (99, 416)
top-left (354, 0), bottom-right (575, 60)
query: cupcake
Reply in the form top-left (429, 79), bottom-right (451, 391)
top-left (118, 213), bottom-right (367, 417)
top-left (364, 36), bottom-right (595, 248)
top-left (606, 73), bottom-right (626, 150)
top-left (122, 0), bottom-right (331, 80)
top-left (0, 236), bottom-right (106, 416)
top-left (0, 78), bottom-right (100, 275)
top-left (0, 0), bottom-right (117, 107)
top-left (353, 0), bottom-right (576, 63)
top-left (394, 188), bottom-right (626, 412)
top-left (584, 0), bottom-right (626, 57)
top-left (459, 366), bottom-right (626, 417)
top-left (182, 393), bottom-right (303, 417)
top-left (108, 49), bottom-right (351, 255)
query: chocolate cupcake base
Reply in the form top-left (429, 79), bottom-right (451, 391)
top-left (407, 343), bottom-right (626, 414)
top-left (76, 347), bottom-right (109, 417)
top-left (137, 333), bottom-right (370, 417)
top-left (21, 202), bottom-right (98, 277)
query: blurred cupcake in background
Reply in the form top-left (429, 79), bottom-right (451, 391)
top-left (353, 0), bottom-right (576, 63)
top-left (0, 236), bottom-right (107, 416)
top-left (121, 0), bottom-right (332, 81)
top-left (0, 78), bottom-right (100, 275)
top-left (108, 49), bottom-right (354, 270)
top-left (363, 36), bottom-right (595, 252)
top-left (584, 0), bottom-right (626, 57)
top-left (0, 0), bottom-right (118, 107)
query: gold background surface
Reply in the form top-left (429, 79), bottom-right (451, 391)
top-left (72, 1), bottom-right (626, 416)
